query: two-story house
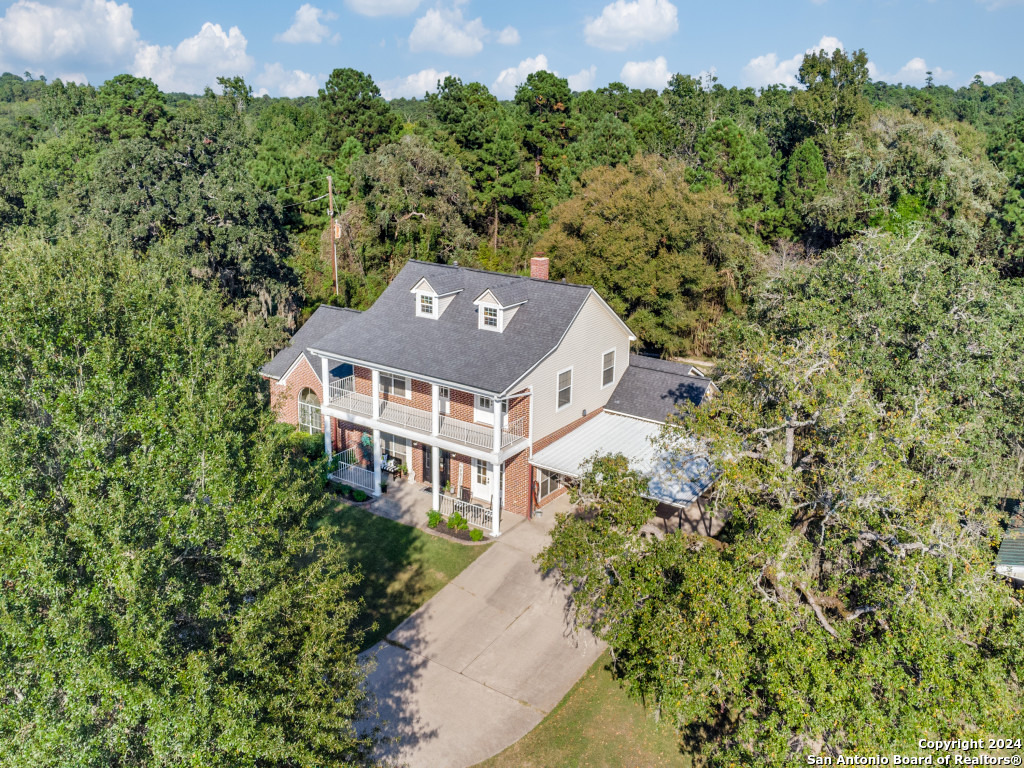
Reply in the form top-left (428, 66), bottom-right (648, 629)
top-left (261, 257), bottom-right (716, 536)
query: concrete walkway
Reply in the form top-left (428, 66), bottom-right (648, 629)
top-left (358, 498), bottom-right (604, 768)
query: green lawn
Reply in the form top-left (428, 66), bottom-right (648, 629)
top-left (476, 650), bottom-right (690, 768)
top-left (317, 502), bottom-right (489, 650)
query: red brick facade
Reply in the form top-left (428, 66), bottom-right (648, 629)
top-left (266, 356), bottom-right (324, 432)
top-left (530, 407), bottom-right (604, 509)
top-left (265, 360), bottom-right (550, 521)
top-left (504, 450), bottom-right (531, 515)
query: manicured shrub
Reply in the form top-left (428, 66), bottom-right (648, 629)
top-left (288, 430), bottom-right (325, 459)
top-left (352, 489), bottom-right (369, 502)
top-left (427, 510), bottom-right (442, 529)
top-left (469, 529), bottom-right (484, 542)
top-left (448, 512), bottom-right (469, 531)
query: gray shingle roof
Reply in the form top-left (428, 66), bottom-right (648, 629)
top-left (606, 354), bottom-right (714, 422)
top-left (261, 305), bottom-right (362, 380)
top-left (487, 280), bottom-right (530, 307)
top-left (312, 261), bottom-right (596, 394)
top-left (418, 272), bottom-right (465, 297)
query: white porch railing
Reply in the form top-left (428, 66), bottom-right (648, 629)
top-left (501, 416), bottom-right (527, 448)
top-left (438, 414), bottom-right (494, 450)
top-left (438, 494), bottom-right (492, 531)
top-left (329, 376), bottom-right (373, 417)
top-left (379, 398), bottom-right (431, 434)
top-left (329, 460), bottom-right (375, 493)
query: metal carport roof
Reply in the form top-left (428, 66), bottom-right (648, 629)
top-left (530, 411), bottom-right (715, 507)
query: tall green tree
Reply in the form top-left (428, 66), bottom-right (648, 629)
top-left (778, 138), bottom-right (827, 239)
top-left (317, 68), bottom-right (400, 155)
top-left (514, 71), bottom-right (575, 188)
top-left (793, 46), bottom-right (870, 152)
top-left (536, 155), bottom-right (756, 355)
top-left (0, 237), bottom-right (374, 767)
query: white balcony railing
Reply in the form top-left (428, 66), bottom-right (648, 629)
top-left (327, 372), bottom-right (528, 453)
top-left (438, 414), bottom-right (494, 450)
top-left (501, 416), bottom-right (527, 448)
top-left (329, 461), bottom-right (375, 493)
top-left (438, 494), bottom-right (492, 531)
top-left (328, 376), bottom-right (373, 418)
top-left (378, 398), bottom-right (432, 434)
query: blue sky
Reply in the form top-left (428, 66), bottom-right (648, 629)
top-left (0, 0), bottom-right (1020, 98)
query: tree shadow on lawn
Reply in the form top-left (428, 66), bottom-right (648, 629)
top-left (316, 500), bottom-right (487, 651)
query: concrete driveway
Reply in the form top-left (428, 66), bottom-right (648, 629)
top-left (359, 503), bottom-right (605, 768)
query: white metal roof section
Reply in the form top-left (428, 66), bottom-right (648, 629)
top-left (531, 412), bottom-right (715, 507)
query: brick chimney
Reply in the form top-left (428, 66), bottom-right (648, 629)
top-left (530, 255), bottom-right (550, 280)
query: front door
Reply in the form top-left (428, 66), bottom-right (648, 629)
top-left (472, 458), bottom-right (491, 502)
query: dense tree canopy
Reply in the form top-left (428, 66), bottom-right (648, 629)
top-left (0, 237), bottom-right (373, 767)
top-left (536, 156), bottom-right (755, 355)
top-left (541, 233), bottom-right (1024, 765)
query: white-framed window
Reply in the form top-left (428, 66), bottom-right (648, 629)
top-left (415, 291), bottom-right (439, 319)
top-left (382, 433), bottom-right (408, 466)
top-left (474, 394), bottom-right (494, 424)
top-left (479, 304), bottom-right (501, 331)
top-left (298, 388), bottom-right (322, 434)
top-left (601, 349), bottom-right (615, 388)
top-left (381, 372), bottom-right (409, 399)
top-left (556, 367), bottom-right (572, 411)
top-left (438, 386), bottom-right (450, 414)
top-left (538, 469), bottom-right (561, 499)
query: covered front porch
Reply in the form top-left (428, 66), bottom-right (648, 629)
top-left (328, 424), bottom-right (508, 535)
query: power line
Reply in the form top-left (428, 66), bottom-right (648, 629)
top-left (265, 176), bottom-right (326, 195)
top-left (282, 193), bottom-right (329, 209)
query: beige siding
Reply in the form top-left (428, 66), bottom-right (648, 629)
top-left (520, 292), bottom-right (631, 441)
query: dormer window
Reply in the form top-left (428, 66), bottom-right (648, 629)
top-left (482, 306), bottom-right (499, 329)
top-left (411, 276), bottom-right (461, 319)
top-left (473, 285), bottom-right (526, 333)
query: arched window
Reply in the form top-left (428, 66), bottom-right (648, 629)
top-left (298, 388), bottom-right (322, 434)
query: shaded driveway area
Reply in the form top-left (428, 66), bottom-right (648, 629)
top-left (358, 503), bottom-right (605, 768)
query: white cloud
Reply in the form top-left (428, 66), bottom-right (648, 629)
top-left (254, 62), bottom-right (319, 97)
top-left (276, 4), bottom-right (337, 44)
top-left (133, 22), bottom-right (253, 94)
top-left (620, 56), bottom-right (671, 90)
top-left (497, 25), bottom-right (520, 45)
top-left (568, 65), bottom-right (597, 91)
top-left (409, 6), bottom-right (487, 56)
top-left (379, 67), bottom-right (451, 99)
top-left (868, 57), bottom-right (954, 86)
top-left (0, 0), bottom-right (139, 75)
top-left (892, 57), bottom-right (953, 85)
top-left (492, 54), bottom-right (551, 99)
top-left (344, 0), bottom-right (420, 15)
top-left (584, 0), bottom-right (678, 51)
top-left (975, 70), bottom-right (1005, 84)
top-left (742, 35), bottom-right (844, 88)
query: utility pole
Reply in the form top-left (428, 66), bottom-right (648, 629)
top-left (327, 175), bottom-right (338, 296)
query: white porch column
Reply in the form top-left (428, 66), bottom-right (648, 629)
top-left (431, 383), bottom-right (440, 436)
top-left (321, 356), bottom-right (333, 458)
top-left (490, 460), bottom-right (501, 537)
top-left (492, 397), bottom-right (502, 452)
top-left (431, 444), bottom-right (440, 511)
top-left (371, 369), bottom-right (381, 420)
top-left (372, 428), bottom-right (382, 497)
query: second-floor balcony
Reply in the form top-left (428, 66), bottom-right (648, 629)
top-left (325, 371), bottom-right (527, 453)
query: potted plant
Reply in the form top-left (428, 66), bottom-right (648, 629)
top-left (399, 463), bottom-right (409, 480)
top-left (380, 479), bottom-right (388, 494)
